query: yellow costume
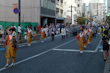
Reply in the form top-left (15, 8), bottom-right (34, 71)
top-left (6, 35), bottom-right (16, 64)
top-left (88, 29), bottom-right (92, 43)
top-left (100, 28), bottom-right (105, 38)
top-left (41, 29), bottom-right (45, 42)
top-left (27, 30), bottom-right (32, 45)
top-left (76, 33), bottom-right (84, 53)
top-left (83, 31), bottom-right (88, 47)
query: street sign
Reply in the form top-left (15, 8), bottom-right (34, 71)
top-left (13, 8), bottom-right (19, 14)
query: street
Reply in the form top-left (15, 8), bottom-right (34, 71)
top-left (0, 34), bottom-right (105, 73)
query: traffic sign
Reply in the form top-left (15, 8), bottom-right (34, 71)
top-left (13, 8), bottom-right (19, 14)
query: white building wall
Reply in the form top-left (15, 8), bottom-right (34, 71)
top-left (67, 0), bottom-right (77, 24)
top-left (0, 0), bottom-right (40, 23)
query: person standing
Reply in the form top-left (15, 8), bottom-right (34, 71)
top-left (76, 28), bottom-right (84, 53)
top-left (102, 30), bottom-right (109, 61)
top-left (51, 27), bottom-right (55, 41)
top-left (0, 28), bottom-right (4, 45)
top-left (37, 24), bottom-right (40, 33)
top-left (40, 27), bottom-right (45, 43)
top-left (18, 24), bottom-right (22, 42)
top-left (24, 26), bottom-right (28, 40)
top-left (61, 26), bottom-right (66, 40)
top-left (34, 25), bottom-right (36, 35)
top-left (27, 26), bottom-right (32, 46)
top-left (11, 23), bottom-right (17, 29)
top-left (5, 28), bottom-right (17, 67)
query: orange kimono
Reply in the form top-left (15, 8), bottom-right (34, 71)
top-left (76, 33), bottom-right (84, 51)
top-left (27, 30), bottom-right (32, 44)
top-left (88, 29), bottom-right (92, 43)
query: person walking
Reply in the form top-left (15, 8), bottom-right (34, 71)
top-left (51, 27), bottom-right (55, 41)
top-left (61, 26), bottom-right (66, 40)
top-left (40, 26), bottom-right (45, 43)
top-left (76, 28), bottom-right (84, 54)
top-left (27, 26), bottom-right (33, 46)
top-left (5, 28), bottom-right (17, 67)
top-left (88, 26), bottom-right (92, 44)
top-left (83, 27), bottom-right (89, 48)
top-left (102, 30), bottom-right (109, 61)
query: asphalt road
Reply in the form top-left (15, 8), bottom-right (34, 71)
top-left (0, 34), bottom-right (105, 73)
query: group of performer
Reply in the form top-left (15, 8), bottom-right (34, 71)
top-left (76, 26), bottom-right (93, 53)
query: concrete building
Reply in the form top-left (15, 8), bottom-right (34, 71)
top-left (56, 0), bottom-right (77, 24)
top-left (107, 0), bottom-right (110, 13)
top-left (0, 0), bottom-right (40, 23)
top-left (40, 0), bottom-right (56, 26)
top-left (56, 0), bottom-right (64, 24)
top-left (90, 3), bottom-right (103, 22)
top-left (76, 0), bottom-right (83, 17)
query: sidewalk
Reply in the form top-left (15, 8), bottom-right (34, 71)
top-left (104, 50), bottom-right (110, 73)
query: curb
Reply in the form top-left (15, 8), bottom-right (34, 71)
top-left (104, 50), bottom-right (110, 73)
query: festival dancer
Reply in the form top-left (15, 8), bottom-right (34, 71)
top-left (76, 28), bottom-right (84, 53)
top-left (27, 26), bottom-right (33, 46)
top-left (5, 28), bottom-right (17, 67)
top-left (40, 26), bottom-right (45, 43)
top-left (88, 26), bottom-right (92, 44)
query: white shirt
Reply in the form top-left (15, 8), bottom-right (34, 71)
top-left (18, 26), bottom-right (22, 33)
top-left (11, 26), bottom-right (17, 29)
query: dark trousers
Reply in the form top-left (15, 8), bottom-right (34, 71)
top-left (51, 34), bottom-right (54, 41)
top-left (66, 33), bottom-right (68, 38)
top-left (62, 35), bottom-right (65, 40)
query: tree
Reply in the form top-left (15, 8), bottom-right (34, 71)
top-left (107, 16), bottom-right (110, 25)
top-left (76, 17), bottom-right (87, 25)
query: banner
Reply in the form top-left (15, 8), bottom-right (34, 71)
top-left (13, 4), bottom-right (18, 8)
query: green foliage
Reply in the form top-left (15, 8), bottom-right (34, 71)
top-left (76, 17), bottom-right (87, 25)
top-left (107, 16), bottom-right (110, 25)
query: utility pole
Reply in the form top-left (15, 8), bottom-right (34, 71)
top-left (67, 5), bottom-right (74, 24)
top-left (71, 5), bottom-right (72, 24)
top-left (18, 0), bottom-right (21, 24)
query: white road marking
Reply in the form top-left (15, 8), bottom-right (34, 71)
top-left (53, 49), bottom-right (95, 53)
top-left (0, 38), bottom-right (76, 72)
top-left (99, 49), bottom-right (103, 52)
top-left (18, 45), bottom-right (25, 47)
top-left (31, 41), bottom-right (37, 44)
top-left (94, 39), bottom-right (101, 52)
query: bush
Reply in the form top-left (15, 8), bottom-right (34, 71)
top-left (76, 17), bottom-right (87, 25)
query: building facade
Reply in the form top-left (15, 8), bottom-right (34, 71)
top-left (56, 0), bottom-right (64, 24)
top-left (40, 0), bottom-right (56, 26)
top-left (0, 0), bottom-right (40, 23)
top-left (76, 0), bottom-right (83, 17)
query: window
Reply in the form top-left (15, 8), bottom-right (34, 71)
top-left (74, 0), bottom-right (76, 3)
top-left (77, 4), bottom-right (80, 7)
top-left (74, 7), bottom-right (76, 11)
top-left (64, 12), bottom-right (66, 15)
top-left (41, 0), bottom-right (43, 7)
top-left (64, 2), bottom-right (66, 5)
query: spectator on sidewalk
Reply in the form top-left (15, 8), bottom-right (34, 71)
top-left (102, 30), bottom-right (109, 61)
top-left (0, 28), bottom-right (4, 45)
top-left (37, 24), bottom-right (40, 33)
top-left (61, 26), bottom-right (66, 41)
top-left (11, 23), bottom-right (17, 30)
top-left (24, 26), bottom-right (28, 40)
top-left (4, 26), bottom-right (9, 39)
top-left (34, 25), bottom-right (36, 35)
top-left (18, 24), bottom-right (22, 42)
